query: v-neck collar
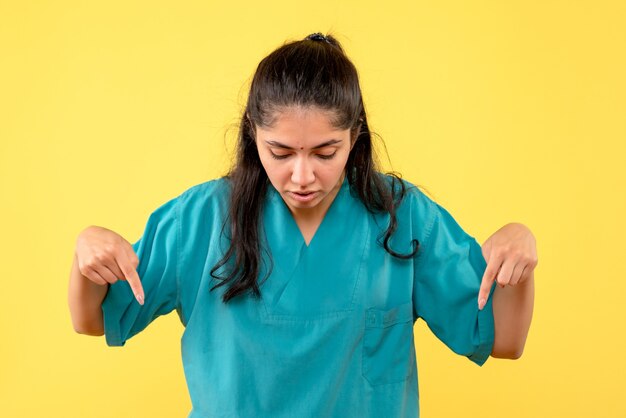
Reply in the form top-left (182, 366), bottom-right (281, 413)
top-left (265, 176), bottom-right (351, 250)
top-left (258, 174), bottom-right (371, 317)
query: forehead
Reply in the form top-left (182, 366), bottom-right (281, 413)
top-left (260, 106), bottom-right (341, 132)
top-left (255, 107), bottom-right (349, 149)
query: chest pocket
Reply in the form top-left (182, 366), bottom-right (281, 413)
top-left (362, 301), bottom-right (416, 386)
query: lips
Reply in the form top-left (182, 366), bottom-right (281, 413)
top-left (288, 191), bottom-right (318, 202)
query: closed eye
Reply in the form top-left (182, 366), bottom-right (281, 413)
top-left (269, 152), bottom-right (290, 160)
top-left (317, 152), bottom-right (336, 160)
top-left (269, 151), bottom-right (337, 160)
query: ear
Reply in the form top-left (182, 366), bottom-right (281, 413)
top-left (350, 119), bottom-right (363, 150)
top-left (350, 130), bottom-right (360, 151)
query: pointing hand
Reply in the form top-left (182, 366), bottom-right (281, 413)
top-left (75, 226), bottom-right (145, 305)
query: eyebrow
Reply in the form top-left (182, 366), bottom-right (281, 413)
top-left (264, 139), bottom-right (342, 150)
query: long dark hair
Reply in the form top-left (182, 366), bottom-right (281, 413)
top-left (210, 32), bottom-right (419, 303)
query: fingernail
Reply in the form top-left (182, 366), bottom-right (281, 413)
top-left (136, 294), bottom-right (144, 305)
top-left (478, 298), bottom-right (485, 310)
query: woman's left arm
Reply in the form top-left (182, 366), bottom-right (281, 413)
top-left (477, 222), bottom-right (537, 359)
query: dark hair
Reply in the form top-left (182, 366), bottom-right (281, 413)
top-left (210, 32), bottom-right (419, 303)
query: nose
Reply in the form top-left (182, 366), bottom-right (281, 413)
top-left (291, 155), bottom-right (315, 187)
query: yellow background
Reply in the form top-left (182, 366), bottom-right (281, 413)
top-left (1, 1), bottom-right (624, 417)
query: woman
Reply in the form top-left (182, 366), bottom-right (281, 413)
top-left (68, 32), bottom-right (536, 417)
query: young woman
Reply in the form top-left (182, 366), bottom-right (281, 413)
top-left (68, 32), bottom-right (536, 417)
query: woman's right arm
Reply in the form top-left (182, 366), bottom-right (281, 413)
top-left (68, 251), bottom-right (109, 335)
top-left (68, 226), bottom-right (144, 336)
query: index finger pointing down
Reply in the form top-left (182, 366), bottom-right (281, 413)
top-left (120, 262), bottom-right (145, 305)
top-left (477, 262), bottom-right (499, 310)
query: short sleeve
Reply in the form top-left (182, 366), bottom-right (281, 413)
top-left (101, 194), bottom-right (181, 347)
top-left (412, 192), bottom-right (496, 366)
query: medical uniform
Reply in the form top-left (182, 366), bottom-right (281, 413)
top-left (102, 173), bottom-right (496, 418)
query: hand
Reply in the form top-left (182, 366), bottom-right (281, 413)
top-left (75, 225), bottom-right (144, 305)
top-left (477, 223), bottom-right (537, 310)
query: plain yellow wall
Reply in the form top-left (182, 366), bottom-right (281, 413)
top-left (1, 1), bottom-right (624, 417)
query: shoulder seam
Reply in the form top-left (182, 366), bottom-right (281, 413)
top-left (412, 195), bottom-right (439, 320)
top-left (182, 177), bottom-right (224, 197)
top-left (175, 193), bottom-right (182, 313)
top-left (413, 193), bottom-right (439, 268)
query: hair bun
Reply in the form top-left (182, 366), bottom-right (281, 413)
top-left (305, 32), bottom-right (331, 44)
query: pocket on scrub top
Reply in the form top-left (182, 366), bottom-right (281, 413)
top-left (362, 301), bottom-right (415, 386)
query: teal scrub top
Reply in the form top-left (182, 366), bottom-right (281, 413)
top-left (101, 173), bottom-right (496, 418)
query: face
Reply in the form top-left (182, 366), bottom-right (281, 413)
top-left (253, 106), bottom-right (354, 220)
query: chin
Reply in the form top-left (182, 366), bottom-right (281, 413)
top-left (288, 195), bottom-right (319, 205)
